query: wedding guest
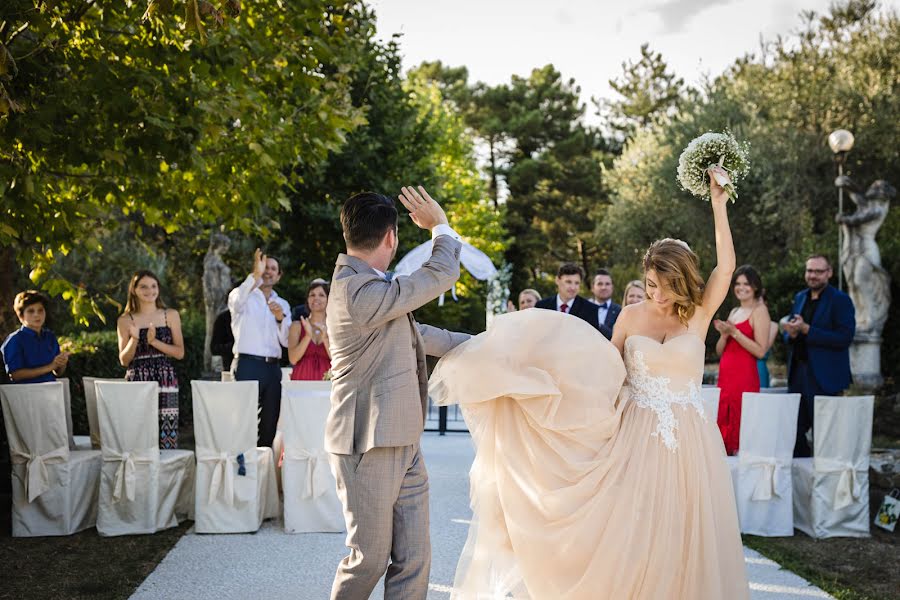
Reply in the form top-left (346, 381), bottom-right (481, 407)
top-left (535, 263), bottom-right (610, 338)
top-left (756, 291), bottom-right (779, 388)
top-left (589, 269), bottom-right (622, 334)
top-left (622, 280), bottom-right (646, 306)
top-left (117, 271), bottom-right (184, 449)
top-left (288, 281), bottom-right (331, 381)
top-left (291, 277), bottom-right (328, 321)
top-left (713, 265), bottom-right (771, 455)
top-left (783, 255), bottom-right (855, 457)
top-left (2, 291), bottom-right (69, 383)
top-left (516, 289), bottom-right (541, 311)
top-left (228, 248), bottom-right (291, 448)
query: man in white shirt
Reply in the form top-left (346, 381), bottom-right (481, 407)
top-left (589, 268), bottom-right (622, 339)
top-left (228, 249), bottom-right (291, 447)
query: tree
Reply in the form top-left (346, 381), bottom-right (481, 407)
top-left (599, 43), bottom-right (685, 147)
top-left (0, 1), bottom-right (369, 328)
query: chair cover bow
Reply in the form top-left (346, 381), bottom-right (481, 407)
top-left (11, 445), bottom-right (68, 503)
top-left (197, 447), bottom-right (255, 506)
top-left (815, 457), bottom-right (867, 510)
top-left (103, 448), bottom-right (156, 502)
top-left (739, 453), bottom-right (790, 501)
top-left (284, 446), bottom-right (331, 498)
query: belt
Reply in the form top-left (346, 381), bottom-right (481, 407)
top-left (238, 353), bottom-right (280, 364)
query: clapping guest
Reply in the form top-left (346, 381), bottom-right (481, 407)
top-left (228, 248), bottom-right (291, 448)
top-left (116, 271), bottom-right (184, 449)
top-left (2, 291), bottom-right (70, 383)
top-left (622, 280), bottom-right (646, 306)
top-left (288, 281), bottom-right (332, 381)
top-left (713, 265), bottom-right (771, 455)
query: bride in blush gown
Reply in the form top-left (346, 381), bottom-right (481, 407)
top-left (428, 168), bottom-right (750, 599)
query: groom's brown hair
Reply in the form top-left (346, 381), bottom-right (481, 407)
top-left (341, 192), bottom-right (399, 251)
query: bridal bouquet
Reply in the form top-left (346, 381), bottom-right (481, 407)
top-left (676, 131), bottom-right (750, 202)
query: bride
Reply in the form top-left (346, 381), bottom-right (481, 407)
top-left (429, 168), bottom-right (750, 599)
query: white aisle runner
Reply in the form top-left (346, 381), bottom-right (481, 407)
top-left (132, 433), bottom-right (832, 600)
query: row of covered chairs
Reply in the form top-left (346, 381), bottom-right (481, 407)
top-left (701, 388), bottom-right (873, 539)
top-left (1, 379), bottom-right (343, 537)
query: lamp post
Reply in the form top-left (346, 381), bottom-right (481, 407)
top-left (828, 129), bottom-right (854, 290)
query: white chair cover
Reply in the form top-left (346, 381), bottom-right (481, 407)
top-left (53, 377), bottom-right (77, 451)
top-left (793, 395), bottom-right (874, 538)
top-left (220, 371), bottom-right (234, 382)
top-left (191, 380), bottom-right (280, 533)
top-left (0, 383), bottom-right (101, 537)
top-left (731, 392), bottom-right (800, 536)
top-left (281, 367), bottom-right (293, 382)
top-left (95, 381), bottom-right (194, 536)
top-left (700, 387), bottom-right (720, 423)
top-left (82, 376), bottom-right (122, 449)
top-left (280, 381), bottom-right (344, 533)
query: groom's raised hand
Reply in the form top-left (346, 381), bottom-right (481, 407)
top-left (399, 186), bottom-right (449, 231)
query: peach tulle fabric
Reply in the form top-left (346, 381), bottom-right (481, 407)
top-left (429, 310), bottom-right (749, 600)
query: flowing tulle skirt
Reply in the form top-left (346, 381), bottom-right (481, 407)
top-left (429, 310), bottom-right (749, 600)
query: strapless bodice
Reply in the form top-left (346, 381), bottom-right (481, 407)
top-left (624, 334), bottom-right (707, 450)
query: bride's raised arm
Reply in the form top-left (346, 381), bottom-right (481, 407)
top-left (698, 166), bottom-right (736, 322)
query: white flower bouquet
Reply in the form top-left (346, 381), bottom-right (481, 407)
top-left (676, 131), bottom-right (750, 201)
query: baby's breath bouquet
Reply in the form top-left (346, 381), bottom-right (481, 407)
top-left (676, 131), bottom-right (750, 201)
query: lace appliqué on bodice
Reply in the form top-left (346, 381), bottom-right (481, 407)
top-left (626, 349), bottom-right (706, 451)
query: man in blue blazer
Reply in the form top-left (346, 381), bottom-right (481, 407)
top-left (783, 255), bottom-right (856, 457)
top-left (535, 263), bottom-right (610, 338)
top-left (588, 269), bottom-right (622, 340)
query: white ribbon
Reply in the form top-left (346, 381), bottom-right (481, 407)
top-left (815, 457), bottom-right (866, 510)
top-left (10, 445), bottom-right (69, 503)
top-left (284, 446), bottom-right (331, 499)
top-left (102, 448), bottom-right (157, 503)
top-left (196, 446), bottom-right (255, 506)
top-left (739, 453), bottom-right (790, 501)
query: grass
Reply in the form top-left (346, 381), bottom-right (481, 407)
top-left (0, 425), bottom-right (197, 600)
top-left (743, 484), bottom-right (900, 600)
top-left (0, 498), bottom-right (190, 600)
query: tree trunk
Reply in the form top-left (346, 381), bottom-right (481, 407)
top-left (0, 246), bottom-right (18, 336)
top-left (489, 137), bottom-right (499, 210)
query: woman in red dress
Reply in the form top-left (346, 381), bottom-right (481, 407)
top-left (288, 281), bottom-right (331, 381)
top-left (713, 265), bottom-right (771, 455)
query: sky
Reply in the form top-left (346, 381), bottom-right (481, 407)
top-left (370, 0), bottom-right (899, 120)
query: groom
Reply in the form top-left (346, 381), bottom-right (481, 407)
top-left (325, 187), bottom-right (470, 599)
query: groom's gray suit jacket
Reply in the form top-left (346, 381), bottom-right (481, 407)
top-left (324, 235), bottom-right (470, 455)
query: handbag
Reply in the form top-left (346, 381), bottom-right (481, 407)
top-left (874, 488), bottom-right (900, 532)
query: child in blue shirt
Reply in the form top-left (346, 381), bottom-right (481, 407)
top-left (1, 290), bottom-right (70, 384)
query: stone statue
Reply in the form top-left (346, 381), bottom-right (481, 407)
top-left (203, 233), bottom-right (232, 372)
top-left (835, 175), bottom-right (895, 388)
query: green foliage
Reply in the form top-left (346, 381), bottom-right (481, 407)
top-left (60, 312), bottom-right (206, 435)
top-left (599, 43), bottom-right (686, 146)
top-left (274, 29), bottom-right (502, 334)
top-left (1, 1), bottom-right (368, 327)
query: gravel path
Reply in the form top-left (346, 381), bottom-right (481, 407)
top-left (132, 433), bottom-right (832, 599)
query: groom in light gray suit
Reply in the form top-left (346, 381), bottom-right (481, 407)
top-left (325, 187), bottom-right (470, 599)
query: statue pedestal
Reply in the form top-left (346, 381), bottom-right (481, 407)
top-left (850, 333), bottom-right (883, 390)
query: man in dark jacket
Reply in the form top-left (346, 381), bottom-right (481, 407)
top-left (535, 263), bottom-right (608, 337)
top-left (783, 254), bottom-right (856, 457)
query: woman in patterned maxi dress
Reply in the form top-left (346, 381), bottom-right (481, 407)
top-left (116, 270), bottom-right (185, 449)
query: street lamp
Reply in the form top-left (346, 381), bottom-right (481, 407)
top-left (828, 129), bottom-right (854, 290)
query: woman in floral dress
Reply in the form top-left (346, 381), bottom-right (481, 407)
top-left (116, 270), bottom-right (185, 449)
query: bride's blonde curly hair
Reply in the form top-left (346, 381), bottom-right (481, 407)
top-left (642, 238), bottom-right (704, 326)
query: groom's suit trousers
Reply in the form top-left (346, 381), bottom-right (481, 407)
top-left (329, 444), bottom-right (430, 600)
